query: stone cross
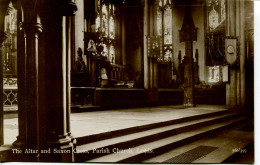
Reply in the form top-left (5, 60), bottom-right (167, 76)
top-left (179, 7), bottom-right (197, 107)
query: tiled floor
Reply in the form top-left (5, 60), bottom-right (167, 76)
top-left (3, 105), bottom-right (228, 145)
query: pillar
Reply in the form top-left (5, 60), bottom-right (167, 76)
top-left (240, 0), bottom-right (246, 108)
top-left (226, 0), bottom-right (245, 110)
top-left (226, 0), bottom-right (236, 107)
top-left (143, 0), bottom-right (149, 89)
top-left (12, 0), bottom-right (26, 148)
top-left (122, 6), bottom-right (126, 66)
top-left (12, 0), bottom-right (77, 162)
top-left (12, 0), bottom-right (43, 161)
top-left (0, 0), bottom-right (9, 146)
top-left (39, 0), bottom-right (77, 162)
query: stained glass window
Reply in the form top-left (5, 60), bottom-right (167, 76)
top-left (164, 6), bottom-right (172, 45)
top-left (96, 0), bottom-right (117, 64)
top-left (157, 8), bottom-right (162, 36)
top-left (206, 0), bottom-right (226, 83)
top-left (102, 44), bottom-right (108, 57)
top-left (157, 0), bottom-right (173, 62)
top-left (208, 0), bottom-right (226, 32)
top-left (208, 66), bottom-right (220, 83)
top-left (109, 46), bottom-right (115, 64)
top-left (3, 1), bottom-right (17, 76)
top-left (220, 0), bottom-right (226, 23)
top-left (209, 7), bottom-right (219, 30)
top-left (109, 16), bottom-right (115, 39)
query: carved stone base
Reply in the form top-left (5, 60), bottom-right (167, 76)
top-left (183, 103), bottom-right (194, 107)
top-left (12, 136), bottom-right (26, 148)
top-left (41, 137), bottom-right (74, 162)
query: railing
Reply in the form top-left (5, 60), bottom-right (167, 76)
top-left (110, 64), bottom-right (126, 82)
top-left (3, 78), bottom-right (18, 106)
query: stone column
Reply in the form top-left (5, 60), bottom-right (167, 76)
top-left (122, 6), bottom-right (126, 66)
top-left (143, 0), bottom-right (149, 88)
top-left (226, 0), bottom-right (245, 110)
top-left (10, 0), bottom-right (43, 161)
top-left (12, 0), bottom-right (27, 148)
top-left (0, 0), bottom-right (9, 146)
top-left (66, 16), bottom-right (72, 138)
top-left (40, 0), bottom-right (77, 162)
top-left (226, 0), bottom-right (237, 108)
top-left (239, 0), bottom-right (245, 108)
top-left (179, 7), bottom-right (197, 107)
top-left (12, 0), bottom-right (77, 162)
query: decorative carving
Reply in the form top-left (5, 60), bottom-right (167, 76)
top-left (3, 78), bottom-right (18, 106)
top-left (147, 35), bottom-right (162, 59)
top-left (19, 22), bottom-right (43, 35)
top-left (3, 89), bottom-right (18, 105)
top-left (3, 77), bottom-right (17, 88)
top-left (179, 8), bottom-right (198, 42)
top-left (84, 32), bottom-right (100, 56)
top-left (74, 47), bottom-right (87, 72)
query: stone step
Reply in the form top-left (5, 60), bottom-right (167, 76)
top-left (75, 110), bottom-right (230, 145)
top-left (144, 119), bottom-right (254, 163)
top-left (74, 112), bottom-right (241, 162)
top-left (85, 116), bottom-right (246, 162)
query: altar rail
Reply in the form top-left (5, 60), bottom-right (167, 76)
top-left (110, 64), bottom-right (126, 82)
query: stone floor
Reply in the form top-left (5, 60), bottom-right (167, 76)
top-left (1, 105), bottom-right (254, 163)
top-left (3, 105), bottom-right (228, 145)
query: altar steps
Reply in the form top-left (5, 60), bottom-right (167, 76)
top-left (74, 110), bottom-right (250, 163)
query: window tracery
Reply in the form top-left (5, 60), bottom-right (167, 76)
top-left (156, 0), bottom-right (173, 62)
top-left (96, 0), bottom-right (118, 64)
top-left (206, 0), bottom-right (226, 83)
top-left (3, 2), bottom-right (17, 76)
top-left (208, 0), bottom-right (226, 32)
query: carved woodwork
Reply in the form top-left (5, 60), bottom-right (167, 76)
top-left (83, 32), bottom-right (129, 87)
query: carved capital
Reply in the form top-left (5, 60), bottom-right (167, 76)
top-left (19, 22), bottom-right (43, 35)
top-left (59, 1), bottom-right (77, 16)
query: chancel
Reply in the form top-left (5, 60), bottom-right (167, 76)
top-left (0, 0), bottom-right (254, 163)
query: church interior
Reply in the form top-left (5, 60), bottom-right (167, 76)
top-left (0, 0), bottom-right (255, 163)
